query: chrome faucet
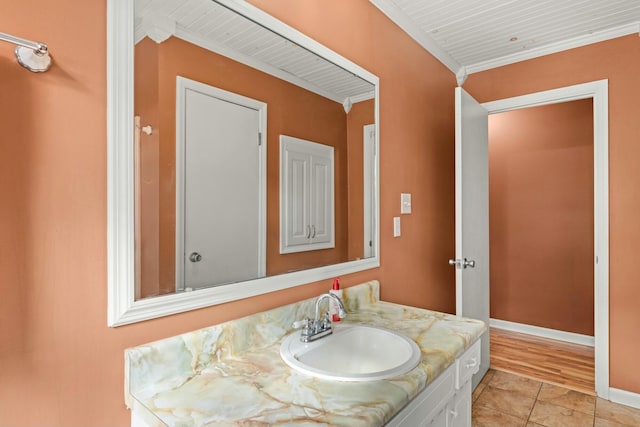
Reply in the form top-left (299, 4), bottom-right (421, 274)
top-left (294, 293), bottom-right (346, 343)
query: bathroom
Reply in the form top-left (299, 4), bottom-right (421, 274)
top-left (1, 0), bottom-right (640, 425)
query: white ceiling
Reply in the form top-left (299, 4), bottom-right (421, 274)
top-left (370, 0), bottom-right (640, 76)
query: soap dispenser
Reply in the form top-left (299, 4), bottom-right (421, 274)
top-left (329, 277), bottom-right (343, 322)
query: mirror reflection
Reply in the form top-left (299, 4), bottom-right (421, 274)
top-left (133, 0), bottom-right (376, 300)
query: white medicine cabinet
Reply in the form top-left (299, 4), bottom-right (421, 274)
top-left (280, 135), bottom-right (335, 254)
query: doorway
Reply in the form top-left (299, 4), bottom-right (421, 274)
top-left (482, 80), bottom-right (609, 398)
top-left (489, 99), bottom-right (594, 343)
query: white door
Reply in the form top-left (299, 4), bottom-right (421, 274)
top-left (176, 77), bottom-right (266, 291)
top-left (453, 87), bottom-right (490, 389)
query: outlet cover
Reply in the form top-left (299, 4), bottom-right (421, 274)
top-left (393, 217), bottom-right (401, 237)
top-left (401, 193), bottom-right (412, 214)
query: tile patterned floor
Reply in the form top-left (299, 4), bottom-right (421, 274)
top-left (472, 370), bottom-right (640, 427)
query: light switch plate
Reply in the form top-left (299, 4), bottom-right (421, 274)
top-left (401, 193), bottom-right (412, 214)
top-left (393, 217), bottom-right (401, 237)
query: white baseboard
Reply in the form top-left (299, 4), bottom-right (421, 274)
top-left (610, 388), bottom-right (640, 410)
top-left (490, 318), bottom-right (595, 347)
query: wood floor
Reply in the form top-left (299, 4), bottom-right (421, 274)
top-left (490, 327), bottom-right (595, 395)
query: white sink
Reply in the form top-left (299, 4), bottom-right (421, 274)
top-left (280, 324), bottom-right (422, 381)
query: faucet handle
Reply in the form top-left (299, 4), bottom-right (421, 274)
top-left (293, 317), bottom-right (314, 342)
top-left (293, 318), bottom-right (313, 335)
top-left (292, 318), bottom-right (310, 329)
top-left (322, 311), bottom-right (332, 329)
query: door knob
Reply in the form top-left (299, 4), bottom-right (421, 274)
top-left (189, 252), bottom-right (202, 262)
top-left (448, 258), bottom-right (476, 269)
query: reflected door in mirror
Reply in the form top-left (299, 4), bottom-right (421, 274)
top-left (175, 77), bottom-right (267, 292)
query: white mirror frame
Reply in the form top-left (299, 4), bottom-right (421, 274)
top-left (107, 0), bottom-right (380, 326)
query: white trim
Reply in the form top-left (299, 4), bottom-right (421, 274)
top-left (609, 388), bottom-right (640, 410)
top-left (490, 319), bottom-right (594, 347)
top-left (107, 0), bottom-right (380, 326)
top-left (482, 79), bottom-right (609, 399)
top-left (467, 22), bottom-right (640, 74)
top-left (453, 88), bottom-right (464, 316)
top-left (107, 0), bottom-right (135, 327)
top-left (368, 0), bottom-right (461, 73)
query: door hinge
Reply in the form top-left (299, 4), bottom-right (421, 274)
top-left (372, 133), bottom-right (376, 156)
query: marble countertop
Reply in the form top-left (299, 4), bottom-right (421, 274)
top-left (125, 281), bottom-right (486, 426)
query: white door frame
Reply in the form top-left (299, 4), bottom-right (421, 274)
top-left (481, 79), bottom-right (609, 398)
top-left (454, 87), bottom-right (490, 390)
top-left (363, 124), bottom-right (376, 259)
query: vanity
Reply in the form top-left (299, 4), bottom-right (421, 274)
top-left (125, 281), bottom-right (485, 426)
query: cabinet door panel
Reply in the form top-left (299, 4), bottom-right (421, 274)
top-left (449, 381), bottom-right (472, 427)
top-left (288, 152), bottom-right (310, 245)
top-left (428, 408), bottom-right (447, 427)
top-left (310, 153), bottom-right (333, 245)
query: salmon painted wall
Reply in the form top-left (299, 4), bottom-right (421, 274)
top-left (488, 100), bottom-right (594, 336)
top-left (0, 0), bottom-right (456, 424)
top-left (134, 38), bottom-right (161, 298)
top-left (465, 33), bottom-right (640, 394)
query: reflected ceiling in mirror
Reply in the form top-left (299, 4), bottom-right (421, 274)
top-left (107, 0), bottom-right (379, 326)
top-left (135, 0), bottom-right (374, 104)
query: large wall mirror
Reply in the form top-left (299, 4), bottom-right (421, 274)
top-left (107, 0), bottom-right (380, 326)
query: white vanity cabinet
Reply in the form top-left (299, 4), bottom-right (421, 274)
top-left (386, 339), bottom-right (481, 427)
top-left (279, 135), bottom-right (335, 254)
